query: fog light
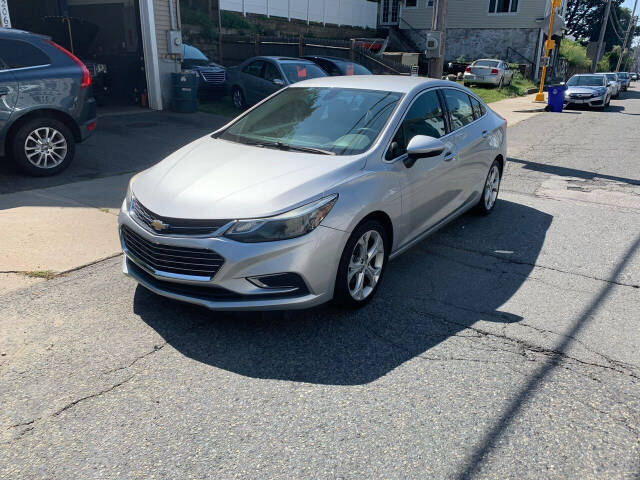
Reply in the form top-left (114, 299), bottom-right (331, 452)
top-left (247, 273), bottom-right (308, 293)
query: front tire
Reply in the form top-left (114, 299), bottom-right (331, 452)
top-left (12, 118), bottom-right (75, 177)
top-left (474, 160), bottom-right (502, 216)
top-left (332, 220), bottom-right (389, 309)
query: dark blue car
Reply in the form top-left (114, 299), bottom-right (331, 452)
top-left (0, 29), bottom-right (97, 176)
top-left (182, 44), bottom-right (226, 100)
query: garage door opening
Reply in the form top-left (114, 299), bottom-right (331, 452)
top-left (8, 0), bottom-right (149, 108)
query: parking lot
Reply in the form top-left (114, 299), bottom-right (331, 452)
top-left (1, 82), bottom-right (639, 479)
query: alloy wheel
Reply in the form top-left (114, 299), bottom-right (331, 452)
top-left (484, 164), bottom-right (501, 210)
top-left (24, 127), bottom-right (67, 169)
top-left (347, 230), bottom-right (385, 301)
top-left (232, 89), bottom-right (243, 109)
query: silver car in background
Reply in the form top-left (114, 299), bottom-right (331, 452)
top-left (616, 72), bottom-right (631, 91)
top-left (119, 76), bottom-right (507, 311)
top-left (463, 59), bottom-right (514, 88)
top-left (563, 74), bottom-right (611, 109)
top-left (602, 72), bottom-right (621, 98)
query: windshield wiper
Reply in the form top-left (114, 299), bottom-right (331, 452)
top-left (243, 140), bottom-right (335, 155)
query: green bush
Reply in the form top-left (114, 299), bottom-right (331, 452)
top-left (221, 11), bottom-right (250, 30)
top-left (180, 5), bottom-right (215, 41)
top-left (559, 39), bottom-right (590, 69)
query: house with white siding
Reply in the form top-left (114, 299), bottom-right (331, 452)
top-left (380, 0), bottom-right (566, 78)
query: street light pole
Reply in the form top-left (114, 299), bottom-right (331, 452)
top-left (615, 0), bottom-right (638, 72)
top-left (428, 0), bottom-right (448, 79)
top-left (592, 0), bottom-right (614, 73)
top-left (535, 0), bottom-right (562, 102)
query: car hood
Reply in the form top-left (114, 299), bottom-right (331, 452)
top-left (566, 86), bottom-right (602, 94)
top-left (131, 136), bottom-right (365, 219)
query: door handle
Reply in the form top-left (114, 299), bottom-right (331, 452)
top-left (443, 151), bottom-right (455, 162)
top-left (482, 130), bottom-right (489, 138)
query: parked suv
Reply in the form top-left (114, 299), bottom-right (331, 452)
top-left (0, 29), bottom-right (97, 176)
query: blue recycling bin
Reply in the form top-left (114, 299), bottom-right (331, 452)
top-left (547, 84), bottom-right (567, 112)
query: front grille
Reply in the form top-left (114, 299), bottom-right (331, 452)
top-left (201, 70), bottom-right (226, 84)
top-left (121, 226), bottom-right (224, 279)
top-left (131, 198), bottom-right (231, 236)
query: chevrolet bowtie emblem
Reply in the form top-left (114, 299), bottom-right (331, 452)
top-left (150, 219), bottom-right (169, 231)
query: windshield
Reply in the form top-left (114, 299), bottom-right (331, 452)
top-left (281, 63), bottom-right (327, 83)
top-left (183, 44), bottom-right (210, 66)
top-left (618, 72), bottom-right (629, 78)
top-left (473, 60), bottom-right (500, 68)
top-left (218, 87), bottom-right (403, 155)
top-left (606, 74), bottom-right (617, 81)
top-left (567, 75), bottom-right (605, 86)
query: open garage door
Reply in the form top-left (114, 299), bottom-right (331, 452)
top-left (8, 0), bottom-right (149, 107)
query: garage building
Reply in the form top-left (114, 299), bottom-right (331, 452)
top-left (1, 0), bottom-right (182, 110)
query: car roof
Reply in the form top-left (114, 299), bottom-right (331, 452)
top-left (255, 56), bottom-right (315, 63)
top-left (0, 28), bottom-right (44, 39)
top-left (305, 55), bottom-right (350, 62)
top-left (289, 75), bottom-right (455, 94)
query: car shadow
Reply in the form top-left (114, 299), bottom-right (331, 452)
top-left (133, 199), bottom-right (552, 385)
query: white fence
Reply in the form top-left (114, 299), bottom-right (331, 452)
top-left (221, 0), bottom-right (378, 29)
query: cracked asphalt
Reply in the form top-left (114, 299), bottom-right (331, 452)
top-left (1, 88), bottom-right (640, 479)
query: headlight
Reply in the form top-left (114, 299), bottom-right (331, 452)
top-left (124, 176), bottom-right (138, 212)
top-left (224, 195), bottom-right (338, 243)
top-left (96, 63), bottom-right (107, 74)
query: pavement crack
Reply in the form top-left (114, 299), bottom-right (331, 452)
top-left (52, 374), bottom-right (135, 418)
top-left (431, 242), bottom-right (640, 289)
top-left (103, 342), bottom-right (168, 375)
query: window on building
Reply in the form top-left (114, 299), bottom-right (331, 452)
top-left (406, 0), bottom-right (418, 7)
top-left (0, 40), bottom-right (50, 69)
top-left (488, 0), bottom-right (519, 13)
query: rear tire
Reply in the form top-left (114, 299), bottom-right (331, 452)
top-left (231, 87), bottom-right (246, 109)
top-left (473, 160), bottom-right (502, 216)
top-left (332, 220), bottom-right (389, 309)
top-left (11, 117), bottom-right (75, 177)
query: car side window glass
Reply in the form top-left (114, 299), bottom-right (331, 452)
top-left (0, 39), bottom-right (50, 69)
top-left (385, 90), bottom-right (446, 160)
top-left (263, 62), bottom-right (282, 82)
top-left (243, 61), bottom-right (264, 78)
top-left (470, 96), bottom-right (485, 120)
top-left (443, 89), bottom-right (475, 131)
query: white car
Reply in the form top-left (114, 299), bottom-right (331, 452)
top-left (463, 59), bottom-right (514, 88)
top-left (602, 72), bottom-right (621, 98)
top-left (119, 76), bottom-right (507, 310)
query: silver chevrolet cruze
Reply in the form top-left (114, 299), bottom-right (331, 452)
top-left (119, 76), bottom-right (506, 310)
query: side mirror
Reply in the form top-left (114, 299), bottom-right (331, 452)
top-left (560, 81), bottom-right (565, 86)
top-left (273, 78), bottom-right (284, 86)
top-left (405, 135), bottom-right (446, 168)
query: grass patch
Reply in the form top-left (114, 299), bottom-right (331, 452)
top-left (22, 270), bottom-right (57, 280)
top-left (198, 96), bottom-right (242, 118)
top-left (458, 73), bottom-right (537, 104)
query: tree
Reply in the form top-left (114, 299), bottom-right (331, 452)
top-left (565, 0), bottom-right (638, 52)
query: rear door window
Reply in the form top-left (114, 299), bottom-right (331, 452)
top-left (442, 89), bottom-right (475, 131)
top-left (0, 39), bottom-right (50, 69)
top-left (243, 60), bottom-right (264, 78)
top-left (470, 96), bottom-right (486, 120)
top-left (262, 62), bottom-right (283, 82)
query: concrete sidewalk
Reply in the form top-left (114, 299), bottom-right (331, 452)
top-left (0, 94), bottom-right (545, 294)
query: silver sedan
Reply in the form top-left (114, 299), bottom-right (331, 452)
top-left (119, 76), bottom-right (507, 310)
top-left (463, 59), bottom-right (514, 88)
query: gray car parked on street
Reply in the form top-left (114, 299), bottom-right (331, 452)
top-left (119, 76), bottom-right (507, 311)
top-left (0, 29), bottom-right (97, 176)
top-left (226, 56), bottom-right (327, 109)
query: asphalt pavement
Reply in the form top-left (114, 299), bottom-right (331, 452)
top-left (1, 89), bottom-right (639, 479)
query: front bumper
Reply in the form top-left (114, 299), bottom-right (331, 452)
top-left (118, 208), bottom-right (348, 310)
top-left (564, 94), bottom-right (606, 107)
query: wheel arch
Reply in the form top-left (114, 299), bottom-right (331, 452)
top-left (5, 108), bottom-right (81, 155)
top-left (354, 210), bottom-right (394, 254)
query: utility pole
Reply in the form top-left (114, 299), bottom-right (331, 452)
top-left (428, 0), bottom-right (448, 79)
top-left (615, 0), bottom-right (638, 72)
top-left (535, 0), bottom-right (562, 101)
top-left (592, 0), bottom-right (614, 73)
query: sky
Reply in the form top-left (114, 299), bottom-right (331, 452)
top-left (622, 0), bottom-right (638, 13)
